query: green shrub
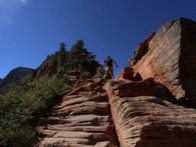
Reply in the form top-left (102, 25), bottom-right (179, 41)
top-left (95, 66), bottom-right (105, 78)
top-left (27, 75), bottom-right (71, 114)
top-left (0, 75), bottom-right (71, 146)
top-left (0, 84), bottom-right (38, 147)
top-left (80, 71), bottom-right (91, 80)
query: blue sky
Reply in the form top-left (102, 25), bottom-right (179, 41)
top-left (0, 0), bottom-right (195, 78)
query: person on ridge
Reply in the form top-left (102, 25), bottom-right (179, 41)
top-left (103, 56), bottom-right (118, 79)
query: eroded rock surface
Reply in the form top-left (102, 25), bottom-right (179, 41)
top-left (126, 18), bottom-right (196, 107)
top-left (104, 78), bottom-right (196, 147)
top-left (36, 77), bottom-right (119, 147)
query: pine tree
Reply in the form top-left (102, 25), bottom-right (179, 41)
top-left (69, 40), bottom-right (86, 73)
top-left (57, 42), bottom-right (67, 73)
top-left (67, 39), bottom-right (100, 79)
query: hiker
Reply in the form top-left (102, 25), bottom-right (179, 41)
top-left (103, 56), bottom-right (118, 79)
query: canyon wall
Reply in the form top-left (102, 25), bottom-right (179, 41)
top-left (126, 18), bottom-right (196, 108)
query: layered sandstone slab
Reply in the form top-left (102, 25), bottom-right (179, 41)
top-left (104, 79), bottom-right (196, 147)
top-left (125, 18), bottom-right (196, 107)
top-left (36, 78), bottom-right (119, 147)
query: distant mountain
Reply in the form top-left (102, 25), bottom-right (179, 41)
top-left (0, 67), bottom-right (35, 92)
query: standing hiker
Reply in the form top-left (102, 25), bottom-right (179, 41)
top-left (103, 56), bottom-right (118, 79)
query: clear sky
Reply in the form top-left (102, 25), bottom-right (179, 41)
top-left (0, 0), bottom-right (195, 78)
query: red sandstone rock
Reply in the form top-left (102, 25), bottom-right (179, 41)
top-left (36, 78), bottom-right (119, 147)
top-left (104, 78), bottom-right (173, 102)
top-left (34, 58), bottom-right (58, 79)
top-left (116, 67), bottom-right (134, 81)
top-left (126, 18), bottom-right (196, 107)
top-left (104, 79), bottom-right (196, 147)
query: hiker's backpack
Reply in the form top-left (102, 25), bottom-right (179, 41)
top-left (105, 58), bottom-right (113, 66)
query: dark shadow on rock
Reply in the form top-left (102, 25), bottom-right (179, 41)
top-left (178, 18), bottom-right (196, 108)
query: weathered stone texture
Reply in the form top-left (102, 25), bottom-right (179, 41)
top-left (104, 79), bottom-right (196, 147)
top-left (36, 78), bottom-right (119, 147)
top-left (116, 67), bottom-right (135, 81)
top-left (127, 18), bottom-right (196, 106)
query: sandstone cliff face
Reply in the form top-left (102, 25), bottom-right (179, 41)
top-left (126, 18), bottom-right (196, 107)
top-left (36, 18), bottom-right (196, 147)
top-left (34, 58), bottom-right (58, 79)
